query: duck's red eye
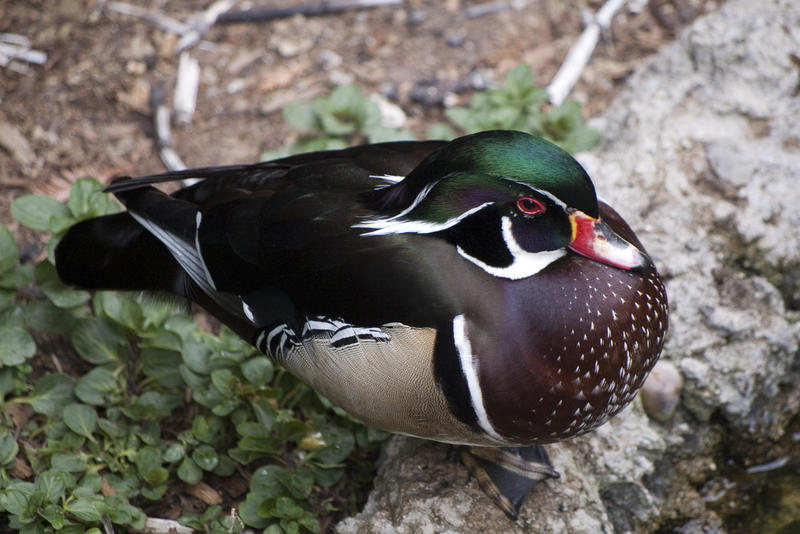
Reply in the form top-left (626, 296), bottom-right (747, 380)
top-left (516, 197), bottom-right (545, 215)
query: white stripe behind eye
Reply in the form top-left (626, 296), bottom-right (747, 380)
top-left (355, 201), bottom-right (493, 236)
top-left (452, 314), bottom-right (504, 442)
top-left (369, 174), bottom-right (404, 184)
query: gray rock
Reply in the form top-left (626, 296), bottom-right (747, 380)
top-left (337, 1), bottom-right (800, 532)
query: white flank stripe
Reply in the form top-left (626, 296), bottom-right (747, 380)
top-left (457, 216), bottom-right (566, 279)
top-left (242, 301), bottom-right (256, 322)
top-left (452, 314), bottom-right (504, 442)
top-left (194, 212), bottom-right (217, 290)
top-left (129, 211), bottom-right (212, 295)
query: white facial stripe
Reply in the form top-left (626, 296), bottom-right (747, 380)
top-left (452, 315), bottom-right (504, 442)
top-left (356, 202), bottom-right (493, 236)
top-left (458, 216), bottom-right (566, 279)
top-left (369, 174), bottom-right (404, 184)
top-left (194, 211), bottom-right (217, 291)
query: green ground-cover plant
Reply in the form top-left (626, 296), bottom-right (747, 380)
top-left (429, 64), bottom-right (602, 154)
top-left (264, 64), bottom-right (600, 159)
top-left (261, 84), bottom-right (416, 160)
top-left (0, 178), bottom-right (387, 534)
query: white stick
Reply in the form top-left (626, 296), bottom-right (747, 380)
top-left (177, 0), bottom-right (239, 52)
top-left (546, 0), bottom-right (629, 106)
top-left (137, 517), bottom-right (194, 534)
top-left (154, 101), bottom-right (187, 171)
top-left (0, 41), bottom-right (47, 66)
top-left (107, 1), bottom-right (191, 34)
top-left (174, 52), bottom-right (200, 124)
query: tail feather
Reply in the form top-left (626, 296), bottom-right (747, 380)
top-left (55, 212), bottom-right (186, 295)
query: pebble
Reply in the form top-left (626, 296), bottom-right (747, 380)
top-left (641, 360), bottom-right (683, 422)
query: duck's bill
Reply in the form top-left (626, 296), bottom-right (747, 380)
top-left (567, 210), bottom-right (648, 270)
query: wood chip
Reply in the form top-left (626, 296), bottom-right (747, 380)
top-left (10, 457), bottom-right (34, 479)
top-left (101, 476), bottom-right (118, 496)
top-left (185, 481), bottom-right (223, 505)
top-left (0, 122), bottom-right (36, 168)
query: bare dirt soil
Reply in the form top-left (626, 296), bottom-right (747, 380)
top-left (0, 0), bottom-right (720, 526)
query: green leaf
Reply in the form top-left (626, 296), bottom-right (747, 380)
top-left (444, 107), bottom-right (478, 133)
top-left (210, 369), bottom-right (236, 396)
top-left (329, 84), bottom-right (365, 116)
top-left (211, 454), bottom-right (236, 477)
top-left (11, 195), bottom-right (71, 232)
top-left (121, 391), bottom-right (180, 421)
top-left (0, 368), bottom-right (13, 399)
top-left (238, 491), bottom-right (271, 528)
top-left (0, 487), bottom-right (30, 515)
top-left (23, 299), bottom-right (77, 333)
top-left (137, 446), bottom-right (168, 485)
top-left (141, 484), bottom-right (167, 500)
top-left (318, 112), bottom-right (356, 136)
top-left (65, 498), bottom-right (104, 522)
top-left (0, 430), bottom-right (19, 468)
top-left (251, 399), bottom-right (277, 430)
top-left (315, 424), bottom-right (355, 465)
top-left (283, 102), bottom-right (319, 133)
top-left (0, 226), bottom-right (18, 274)
top-left (191, 415), bottom-right (223, 444)
top-left (504, 64), bottom-right (533, 96)
top-left (104, 496), bottom-right (144, 526)
top-left (35, 261), bottom-right (90, 308)
top-left (94, 292), bottom-right (145, 331)
top-left (177, 456), bottom-right (202, 484)
top-left (38, 470), bottom-right (72, 503)
top-left (71, 316), bottom-right (126, 365)
top-left (182, 338), bottom-right (212, 374)
top-left (63, 403), bottom-right (98, 441)
top-left (426, 122), bottom-right (457, 140)
top-left (67, 177), bottom-right (100, 218)
top-left (241, 357), bottom-right (273, 386)
top-left (75, 368), bottom-right (118, 406)
top-left (38, 503), bottom-right (65, 528)
top-left (97, 417), bottom-right (127, 438)
top-left (140, 347), bottom-right (183, 388)
top-left (141, 329), bottom-right (182, 352)
top-left (191, 444), bottom-right (219, 471)
top-left (0, 325), bottom-right (36, 366)
top-left (365, 125), bottom-right (415, 144)
top-left (50, 452), bottom-right (88, 473)
top-left (163, 443), bottom-right (185, 463)
top-left (29, 373), bottom-right (75, 417)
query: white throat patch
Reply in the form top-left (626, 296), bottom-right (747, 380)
top-left (457, 216), bottom-right (566, 280)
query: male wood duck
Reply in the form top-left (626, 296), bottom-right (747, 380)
top-left (56, 130), bottom-right (667, 517)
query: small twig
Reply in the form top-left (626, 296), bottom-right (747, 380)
top-left (107, 1), bottom-right (191, 34)
top-left (101, 515), bottom-right (116, 534)
top-left (150, 85), bottom-right (187, 172)
top-left (173, 52), bottom-right (200, 125)
top-left (177, 0), bottom-right (240, 52)
top-left (464, 0), bottom-right (537, 19)
top-left (546, 0), bottom-right (630, 106)
top-left (137, 518), bottom-right (193, 534)
top-left (217, 0), bottom-right (402, 24)
top-left (0, 34), bottom-right (47, 67)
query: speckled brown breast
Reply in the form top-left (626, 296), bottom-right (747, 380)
top-left (469, 206), bottom-right (668, 445)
